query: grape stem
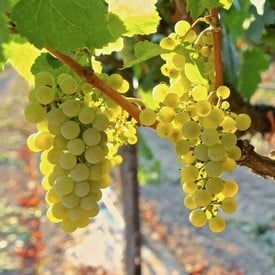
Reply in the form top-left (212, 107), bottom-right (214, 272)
top-left (45, 46), bottom-right (146, 127)
top-left (209, 8), bottom-right (224, 88)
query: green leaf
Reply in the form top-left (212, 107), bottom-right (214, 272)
top-left (11, 0), bottom-right (125, 53)
top-left (237, 48), bottom-right (269, 99)
top-left (123, 41), bottom-right (169, 68)
top-left (187, 0), bottom-right (219, 19)
top-left (219, 0), bottom-right (233, 9)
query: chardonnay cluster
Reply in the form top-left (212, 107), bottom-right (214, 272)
top-left (25, 71), bottom-right (137, 232)
top-left (141, 20), bottom-right (251, 233)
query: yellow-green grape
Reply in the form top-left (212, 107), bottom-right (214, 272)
top-left (222, 158), bottom-right (237, 172)
top-left (61, 193), bottom-right (80, 208)
top-left (160, 36), bottom-right (177, 50)
top-left (221, 116), bottom-right (237, 133)
top-left (80, 194), bottom-right (98, 210)
top-left (93, 113), bottom-right (109, 131)
top-left (35, 71), bottom-right (55, 87)
top-left (221, 101), bottom-right (230, 110)
top-left (208, 143), bottom-right (227, 161)
top-left (82, 128), bottom-right (101, 146)
top-left (152, 83), bottom-right (169, 103)
top-left (47, 124), bottom-right (61, 135)
top-left (74, 181), bottom-right (90, 197)
top-left (27, 133), bottom-right (42, 152)
top-left (25, 102), bottom-right (47, 123)
top-left (45, 188), bottom-right (61, 205)
top-left (189, 209), bottom-right (207, 227)
top-left (47, 108), bottom-right (67, 126)
top-left (175, 139), bottom-right (191, 155)
top-left (156, 122), bottom-right (173, 138)
top-left (117, 79), bottom-right (129, 94)
top-left (41, 176), bottom-right (52, 191)
top-left (181, 165), bottom-right (199, 182)
top-left (61, 100), bottom-right (81, 118)
top-left (108, 73), bottom-right (124, 90)
top-left (227, 145), bottom-right (242, 160)
top-left (161, 64), bottom-right (179, 79)
top-left (60, 120), bottom-right (80, 140)
top-left (171, 54), bottom-right (185, 68)
top-left (181, 151), bottom-right (196, 164)
top-left (39, 158), bottom-right (54, 176)
top-left (139, 108), bottom-right (157, 126)
top-left (201, 128), bottom-right (219, 146)
top-left (35, 85), bottom-right (55, 105)
top-left (70, 163), bottom-right (90, 182)
top-left (191, 85), bottom-right (208, 101)
top-left (158, 106), bottom-right (175, 123)
top-left (205, 161), bottom-right (223, 177)
top-left (59, 75), bottom-right (79, 95)
top-left (195, 100), bottom-right (212, 117)
top-left (85, 146), bottom-right (106, 164)
top-left (47, 148), bottom-right (63, 165)
top-left (205, 177), bottom-right (224, 194)
top-left (202, 108), bottom-right (224, 129)
top-left (53, 176), bottom-right (75, 195)
top-left (222, 179), bottom-right (239, 197)
top-left (221, 197), bottom-right (238, 214)
top-left (182, 181), bottom-right (198, 194)
top-left (183, 194), bottom-right (197, 209)
top-left (193, 189), bottom-right (212, 207)
top-left (53, 135), bottom-right (68, 150)
top-left (67, 138), bottom-right (86, 156)
top-left (164, 93), bottom-right (180, 108)
top-left (182, 121), bottom-right (201, 139)
top-left (194, 143), bottom-right (209, 161)
top-left (220, 132), bottom-right (237, 149)
top-left (59, 152), bottom-right (77, 170)
top-left (46, 208), bottom-right (61, 223)
top-left (168, 128), bottom-right (182, 143)
top-left (81, 82), bottom-right (93, 94)
top-left (235, 114), bottom-right (251, 131)
top-left (185, 30), bottom-right (197, 43)
top-left (78, 107), bottom-right (96, 124)
top-left (174, 111), bottom-right (190, 126)
top-left (200, 46), bottom-right (211, 58)
top-left (62, 219), bottom-right (77, 233)
top-left (216, 85), bottom-right (230, 99)
top-left (51, 203), bottom-right (68, 220)
top-left (208, 216), bottom-right (226, 233)
top-left (174, 20), bottom-right (191, 36)
top-left (34, 131), bottom-right (53, 150)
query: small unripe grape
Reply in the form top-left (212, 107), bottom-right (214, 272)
top-left (61, 120), bottom-right (80, 140)
top-left (235, 114), bottom-right (251, 131)
top-left (182, 121), bottom-right (201, 139)
top-left (174, 20), bottom-right (190, 36)
top-left (139, 108), bottom-right (157, 126)
top-left (158, 106), bottom-right (175, 123)
top-left (25, 102), bottom-right (47, 123)
top-left (208, 216), bottom-right (226, 233)
top-left (222, 179), bottom-right (239, 197)
top-left (216, 86), bottom-right (230, 99)
top-left (59, 76), bottom-right (79, 95)
top-left (35, 85), bottom-right (55, 105)
top-left (35, 71), bottom-right (55, 87)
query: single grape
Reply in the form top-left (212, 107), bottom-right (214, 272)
top-left (201, 128), bottom-right (219, 146)
top-left (45, 188), bottom-right (61, 205)
top-left (139, 108), bottom-right (157, 126)
top-left (78, 107), bottom-right (96, 124)
top-left (59, 152), bottom-right (77, 170)
top-left (182, 181), bottom-right (198, 194)
top-left (152, 83), bottom-right (169, 103)
top-left (61, 219), bottom-right (77, 233)
top-left (70, 163), bottom-right (90, 182)
top-left (175, 139), bottom-right (191, 155)
top-left (174, 20), bottom-right (190, 36)
top-left (163, 93), bottom-right (180, 108)
top-left (61, 100), bottom-right (81, 117)
top-left (85, 146), bottom-right (105, 164)
top-left (156, 122), bottom-right (173, 138)
top-left (189, 209), bottom-right (207, 227)
top-left (208, 216), bottom-right (226, 233)
top-left (93, 113), bottom-right (109, 131)
top-left (235, 114), bottom-right (251, 131)
top-left (193, 189), bottom-right (212, 207)
top-left (59, 76), bottom-right (79, 95)
top-left (60, 120), bottom-right (80, 140)
top-left (46, 208), bottom-right (61, 223)
top-left (182, 121), bottom-right (201, 139)
top-left (183, 194), bottom-right (197, 209)
top-left (194, 143), bottom-right (209, 161)
top-left (53, 135), bottom-right (68, 150)
top-left (195, 100), bottom-right (212, 117)
top-left (222, 157), bottom-right (236, 172)
top-left (74, 181), bottom-right (90, 197)
top-left (82, 128), bottom-right (101, 146)
top-left (191, 85), bottom-right (208, 101)
top-left (25, 102), bottom-right (47, 123)
top-left (208, 143), bottom-right (227, 161)
top-left (158, 106), bottom-right (175, 123)
top-left (216, 86), bottom-right (230, 99)
top-left (222, 179), bottom-right (239, 197)
top-left (221, 116), bottom-right (237, 133)
top-left (47, 108), bottom-right (67, 126)
top-left (181, 165), bottom-right (199, 182)
top-left (160, 37), bottom-right (177, 50)
top-left (220, 133), bottom-right (237, 149)
top-left (108, 73), bottom-right (124, 89)
top-left (35, 71), bottom-right (55, 87)
top-left (61, 193), bottom-right (80, 208)
top-left (51, 202), bottom-right (69, 219)
top-left (34, 131), bottom-right (53, 150)
top-left (227, 146), bottom-right (242, 160)
top-left (27, 133), bottom-right (42, 152)
top-left (53, 176), bottom-right (75, 195)
top-left (205, 177), bottom-right (224, 194)
top-left (221, 197), bottom-right (238, 214)
top-left (205, 161), bottom-right (223, 177)
top-left (35, 85), bottom-right (55, 105)
top-left (67, 138), bottom-right (86, 156)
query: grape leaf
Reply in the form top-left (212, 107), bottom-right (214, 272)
top-left (123, 41), bottom-right (169, 68)
top-left (11, 0), bottom-right (126, 53)
top-left (237, 48), bottom-right (269, 99)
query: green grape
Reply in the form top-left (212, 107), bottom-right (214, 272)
top-left (194, 143), bottom-right (209, 161)
top-left (45, 188), bottom-right (61, 205)
top-left (85, 146), bottom-right (105, 164)
top-left (74, 181), bottom-right (90, 197)
top-left (174, 20), bottom-right (190, 36)
top-left (53, 135), bottom-right (68, 150)
top-left (191, 85), bottom-right (208, 101)
top-left (78, 107), bottom-right (96, 124)
top-left (195, 100), bottom-right (212, 117)
top-left (80, 194), bottom-right (98, 210)
top-left (222, 179), bottom-right (239, 197)
top-left (61, 100), bottom-right (81, 117)
top-left (160, 37), bottom-right (177, 50)
top-left (46, 208), bottom-right (61, 223)
top-left (35, 71), bottom-right (55, 87)
top-left (208, 216), bottom-right (226, 233)
top-left (208, 143), bottom-right (227, 161)
top-left (81, 82), bottom-right (93, 94)
top-left (35, 85), bottom-right (55, 105)
top-left (227, 146), bottom-right (242, 160)
top-left (171, 54), bottom-right (185, 68)
top-left (39, 160), bottom-right (54, 176)
top-left (25, 102), bottom-right (47, 123)
top-left (152, 83), bottom-right (169, 103)
top-left (174, 112), bottom-right (190, 126)
top-left (181, 165), bottom-right (199, 182)
top-left (51, 164), bottom-right (69, 178)
top-left (47, 108), bottom-right (67, 126)
top-left (216, 85), bottom-right (230, 99)
top-left (161, 64), bottom-right (179, 79)
top-left (205, 177), bottom-right (224, 194)
top-left (182, 181), bottom-right (198, 194)
top-left (62, 219), bottom-right (77, 233)
top-left (34, 131), bottom-right (53, 150)
top-left (235, 114), bottom-right (251, 131)
top-left (189, 209), bottom-right (207, 227)
top-left (59, 76), bottom-right (79, 95)
top-left (220, 133), bottom-right (237, 149)
top-left (221, 101), bottom-right (230, 110)
top-left (199, 46), bottom-right (211, 57)
top-left (27, 133), bottom-right (42, 152)
top-left (82, 128), bottom-right (101, 146)
top-left (61, 193), bottom-right (80, 208)
top-left (156, 122), bottom-right (173, 138)
top-left (201, 128), bottom-right (219, 146)
top-left (202, 108), bottom-right (224, 129)
top-left (205, 161), bottom-right (223, 177)
top-left (175, 139), bottom-right (191, 155)
top-left (60, 120), bottom-right (80, 140)
top-left (59, 152), bottom-right (77, 170)
top-left (108, 73), bottom-right (124, 89)
top-left (93, 113), bottom-right (109, 131)
top-left (221, 116), bottom-right (237, 133)
top-left (222, 157), bottom-right (236, 172)
top-left (47, 123), bottom-right (61, 135)
top-left (47, 148), bottom-right (63, 164)
top-left (41, 176), bottom-right (52, 191)
top-left (70, 163), bottom-right (90, 182)
top-left (168, 128), bottom-right (182, 143)
top-left (182, 121), bottom-right (201, 139)
top-left (139, 108), bottom-right (157, 126)
top-left (66, 138), bottom-right (85, 156)
top-left (181, 151), bottom-right (196, 164)
top-left (163, 93), bottom-right (180, 108)
top-left (158, 106), bottom-right (175, 123)
top-left (183, 194), bottom-right (197, 209)
top-left (53, 176), bottom-right (75, 195)
top-left (221, 197), bottom-right (238, 214)
top-left (69, 207), bottom-right (87, 222)
top-left (185, 30), bottom-right (197, 43)
top-left (193, 189), bottom-right (212, 207)
top-left (51, 202), bottom-right (69, 219)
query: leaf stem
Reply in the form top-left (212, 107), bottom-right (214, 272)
top-left (210, 8), bottom-right (223, 88)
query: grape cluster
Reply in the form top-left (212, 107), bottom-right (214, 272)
top-left (25, 71), bottom-right (136, 232)
top-left (140, 20), bottom-right (251, 233)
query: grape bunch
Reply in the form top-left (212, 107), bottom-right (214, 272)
top-left (139, 20), bottom-right (251, 233)
top-left (25, 71), bottom-right (136, 233)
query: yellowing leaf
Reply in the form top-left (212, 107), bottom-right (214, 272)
top-left (184, 63), bottom-right (208, 85)
top-left (108, 0), bottom-right (160, 36)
